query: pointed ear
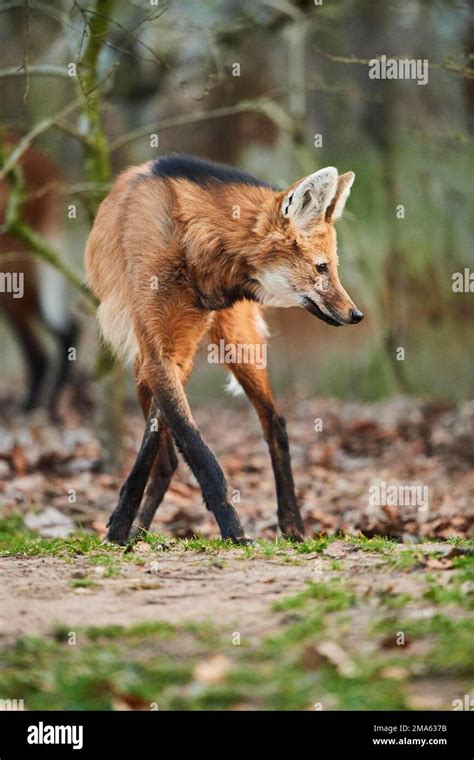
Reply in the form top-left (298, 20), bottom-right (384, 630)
top-left (325, 171), bottom-right (355, 222)
top-left (281, 167), bottom-right (338, 231)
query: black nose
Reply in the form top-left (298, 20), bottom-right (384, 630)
top-left (350, 309), bottom-right (364, 324)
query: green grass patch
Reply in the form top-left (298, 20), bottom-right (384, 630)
top-left (0, 515), bottom-right (108, 559)
top-left (68, 578), bottom-right (100, 589)
top-left (0, 515), bottom-right (148, 570)
top-left (382, 592), bottom-right (413, 609)
top-left (345, 535), bottom-right (399, 554)
top-left (424, 581), bottom-right (474, 610)
top-left (273, 579), bottom-right (355, 612)
top-left (405, 615), bottom-right (474, 675)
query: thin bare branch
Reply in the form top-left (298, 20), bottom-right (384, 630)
top-left (0, 64), bottom-right (70, 80)
top-left (76, 2), bottom-right (170, 70)
top-left (313, 47), bottom-right (474, 79)
top-left (54, 118), bottom-right (93, 147)
top-left (22, 0), bottom-right (31, 100)
top-left (109, 80), bottom-right (345, 153)
top-left (0, 64), bottom-right (117, 181)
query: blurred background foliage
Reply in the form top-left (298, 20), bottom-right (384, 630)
top-left (0, 0), bottom-right (472, 405)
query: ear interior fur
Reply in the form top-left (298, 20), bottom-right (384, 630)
top-left (282, 167), bottom-right (338, 230)
top-left (325, 171), bottom-right (355, 222)
top-left (282, 168), bottom-right (355, 229)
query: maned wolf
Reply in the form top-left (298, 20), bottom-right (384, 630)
top-left (85, 155), bottom-right (363, 544)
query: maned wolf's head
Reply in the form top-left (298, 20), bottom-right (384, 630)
top-left (253, 167), bottom-right (363, 326)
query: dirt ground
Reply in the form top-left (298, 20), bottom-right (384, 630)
top-left (0, 539), bottom-right (464, 641)
top-left (0, 533), bottom-right (472, 710)
top-left (0, 396), bottom-right (472, 710)
top-left (0, 546), bottom-right (315, 640)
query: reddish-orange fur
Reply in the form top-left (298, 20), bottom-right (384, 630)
top-left (0, 139), bottom-right (62, 328)
top-left (85, 157), bottom-right (362, 543)
top-left (0, 135), bottom-right (78, 412)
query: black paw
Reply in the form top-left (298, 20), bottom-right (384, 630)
top-left (105, 516), bottom-right (133, 545)
top-left (230, 535), bottom-right (255, 546)
top-left (280, 525), bottom-right (305, 543)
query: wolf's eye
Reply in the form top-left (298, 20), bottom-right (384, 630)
top-left (316, 262), bottom-right (328, 274)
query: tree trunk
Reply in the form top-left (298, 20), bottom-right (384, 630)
top-left (77, 0), bottom-right (124, 471)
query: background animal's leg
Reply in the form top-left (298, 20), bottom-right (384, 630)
top-left (46, 318), bottom-right (80, 418)
top-left (106, 400), bottom-right (162, 544)
top-left (3, 309), bottom-right (48, 411)
top-left (211, 303), bottom-right (305, 541)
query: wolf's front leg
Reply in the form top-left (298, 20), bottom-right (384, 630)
top-left (267, 413), bottom-right (305, 541)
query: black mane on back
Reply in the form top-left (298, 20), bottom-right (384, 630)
top-left (150, 154), bottom-right (274, 189)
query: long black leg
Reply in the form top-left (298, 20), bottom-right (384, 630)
top-left (210, 306), bottom-right (305, 541)
top-left (106, 403), bottom-right (161, 544)
top-left (130, 427), bottom-right (178, 536)
top-left (3, 311), bottom-right (48, 411)
top-left (228, 369), bottom-right (305, 541)
top-left (47, 318), bottom-right (80, 418)
top-left (148, 371), bottom-right (250, 543)
top-left (265, 410), bottom-right (305, 540)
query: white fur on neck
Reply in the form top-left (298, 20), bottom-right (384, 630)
top-left (256, 267), bottom-right (303, 308)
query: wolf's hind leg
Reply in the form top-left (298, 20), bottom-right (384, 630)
top-left (106, 400), bottom-right (162, 544)
top-left (131, 426), bottom-right (178, 537)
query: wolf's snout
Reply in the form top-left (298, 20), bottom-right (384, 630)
top-left (349, 308), bottom-right (364, 324)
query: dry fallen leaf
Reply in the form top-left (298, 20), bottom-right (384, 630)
top-left (194, 655), bottom-right (232, 685)
top-left (379, 666), bottom-right (409, 681)
top-left (8, 445), bottom-right (29, 475)
top-left (145, 561), bottom-right (161, 575)
top-left (91, 520), bottom-right (107, 536)
top-left (127, 579), bottom-right (162, 590)
top-left (112, 692), bottom-right (151, 711)
top-left (405, 692), bottom-right (447, 710)
top-left (424, 556), bottom-right (454, 570)
top-left (316, 641), bottom-right (357, 677)
top-left (323, 540), bottom-right (347, 559)
top-left (380, 633), bottom-right (412, 650)
top-left (300, 644), bottom-right (323, 670)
